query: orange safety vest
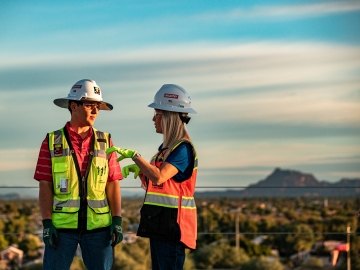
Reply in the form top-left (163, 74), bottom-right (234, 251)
top-left (138, 140), bottom-right (198, 249)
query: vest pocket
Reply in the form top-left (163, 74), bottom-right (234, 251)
top-left (53, 163), bottom-right (70, 195)
top-left (52, 211), bottom-right (79, 229)
top-left (88, 200), bottom-right (110, 214)
top-left (90, 157), bottom-right (108, 192)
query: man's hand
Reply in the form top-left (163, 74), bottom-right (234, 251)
top-left (122, 164), bottom-right (140, 179)
top-left (110, 216), bottom-right (123, 247)
top-left (106, 146), bottom-right (137, 162)
top-left (42, 219), bottom-right (58, 248)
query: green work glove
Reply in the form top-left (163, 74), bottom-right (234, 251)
top-left (110, 216), bottom-right (123, 247)
top-left (122, 164), bottom-right (140, 179)
top-left (106, 146), bottom-right (137, 162)
top-left (42, 219), bottom-right (58, 248)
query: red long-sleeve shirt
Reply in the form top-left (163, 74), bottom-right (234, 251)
top-left (34, 122), bottom-right (122, 182)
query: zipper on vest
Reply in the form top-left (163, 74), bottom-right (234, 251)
top-left (78, 175), bottom-right (87, 232)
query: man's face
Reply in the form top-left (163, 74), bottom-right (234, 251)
top-left (70, 101), bottom-right (101, 127)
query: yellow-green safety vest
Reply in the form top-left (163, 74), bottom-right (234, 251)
top-left (48, 127), bottom-right (111, 230)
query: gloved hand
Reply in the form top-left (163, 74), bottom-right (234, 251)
top-left (122, 164), bottom-right (140, 179)
top-left (42, 219), bottom-right (58, 248)
top-left (110, 216), bottom-right (123, 247)
top-left (106, 146), bottom-right (137, 162)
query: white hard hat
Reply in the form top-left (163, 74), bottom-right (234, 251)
top-left (53, 79), bottom-right (113, 110)
top-left (148, 84), bottom-right (196, 113)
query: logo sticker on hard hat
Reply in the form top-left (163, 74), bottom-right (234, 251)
top-left (164, 93), bottom-right (178, 99)
top-left (94, 87), bottom-right (101, 95)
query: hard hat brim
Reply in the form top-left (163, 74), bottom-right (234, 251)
top-left (54, 98), bottom-right (113, 111)
top-left (148, 102), bottom-right (196, 114)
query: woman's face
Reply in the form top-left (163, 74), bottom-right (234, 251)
top-left (152, 109), bottom-right (163, 134)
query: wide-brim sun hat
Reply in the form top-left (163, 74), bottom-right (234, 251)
top-left (54, 79), bottom-right (113, 110)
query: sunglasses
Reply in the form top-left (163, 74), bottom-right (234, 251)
top-left (78, 101), bottom-right (101, 110)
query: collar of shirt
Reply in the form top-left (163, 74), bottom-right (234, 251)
top-left (65, 122), bottom-right (93, 153)
top-left (65, 122), bottom-right (93, 174)
top-left (65, 122), bottom-right (93, 141)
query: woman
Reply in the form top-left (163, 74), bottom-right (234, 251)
top-left (107, 84), bottom-right (198, 270)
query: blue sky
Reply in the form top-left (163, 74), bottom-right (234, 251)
top-left (0, 0), bottom-right (359, 196)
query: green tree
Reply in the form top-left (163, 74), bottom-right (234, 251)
top-left (297, 257), bottom-right (324, 270)
top-left (285, 223), bottom-right (315, 253)
top-left (113, 237), bottom-right (151, 270)
top-left (272, 223), bottom-right (315, 255)
top-left (4, 216), bottom-right (27, 244)
top-left (193, 240), bottom-right (249, 269)
top-left (0, 234), bottom-right (8, 251)
top-left (241, 256), bottom-right (284, 270)
top-left (18, 234), bottom-right (42, 260)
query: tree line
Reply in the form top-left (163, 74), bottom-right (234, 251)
top-left (0, 197), bottom-right (359, 269)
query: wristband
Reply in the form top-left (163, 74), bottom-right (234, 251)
top-left (132, 152), bottom-right (141, 161)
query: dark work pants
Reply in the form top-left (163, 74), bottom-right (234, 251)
top-left (150, 238), bottom-right (186, 270)
top-left (43, 229), bottom-right (113, 270)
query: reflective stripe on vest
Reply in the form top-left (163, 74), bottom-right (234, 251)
top-left (144, 192), bottom-right (196, 209)
top-left (53, 198), bottom-right (80, 208)
top-left (144, 192), bottom-right (178, 208)
top-left (181, 196), bottom-right (196, 209)
top-left (50, 149), bottom-right (106, 159)
top-left (50, 148), bottom-right (71, 157)
top-left (52, 198), bottom-right (108, 209)
top-left (88, 199), bottom-right (109, 208)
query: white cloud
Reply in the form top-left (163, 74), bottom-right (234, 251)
top-left (197, 139), bottom-right (360, 170)
top-left (0, 149), bottom-right (38, 171)
top-left (195, 1), bottom-right (360, 21)
top-left (1, 41), bottom-right (359, 126)
top-left (0, 41), bottom-right (359, 180)
top-left (198, 82), bottom-right (360, 125)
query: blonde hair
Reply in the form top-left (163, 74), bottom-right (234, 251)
top-left (161, 110), bottom-right (191, 158)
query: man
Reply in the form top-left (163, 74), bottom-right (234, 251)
top-left (34, 79), bottom-right (123, 270)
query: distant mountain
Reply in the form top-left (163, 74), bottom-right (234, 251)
top-left (0, 192), bottom-right (21, 200)
top-left (1, 168), bottom-right (359, 199)
top-left (196, 168), bottom-right (360, 198)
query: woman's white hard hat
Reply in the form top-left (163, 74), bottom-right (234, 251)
top-left (148, 84), bottom-right (196, 113)
top-left (53, 79), bottom-right (113, 110)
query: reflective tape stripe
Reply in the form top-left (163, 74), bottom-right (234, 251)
top-left (144, 202), bottom-right (178, 208)
top-left (144, 192), bottom-right (179, 208)
top-left (95, 131), bottom-right (106, 150)
top-left (144, 192), bottom-right (196, 209)
top-left (53, 199), bottom-right (80, 208)
top-left (54, 130), bottom-right (62, 145)
top-left (194, 159), bottom-right (198, 169)
top-left (181, 197), bottom-right (196, 209)
top-left (53, 199), bottom-right (108, 209)
top-left (50, 146), bottom-right (105, 158)
top-left (93, 149), bottom-right (106, 158)
top-left (88, 199), bottom-right (108, 208)
top-left (147, 191), bottom-right (178, 198)
top-left (50, 148), bottom-right (71, 157)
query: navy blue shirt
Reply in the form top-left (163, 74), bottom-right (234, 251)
top-left (162, 142), bottom-right (195, 182)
